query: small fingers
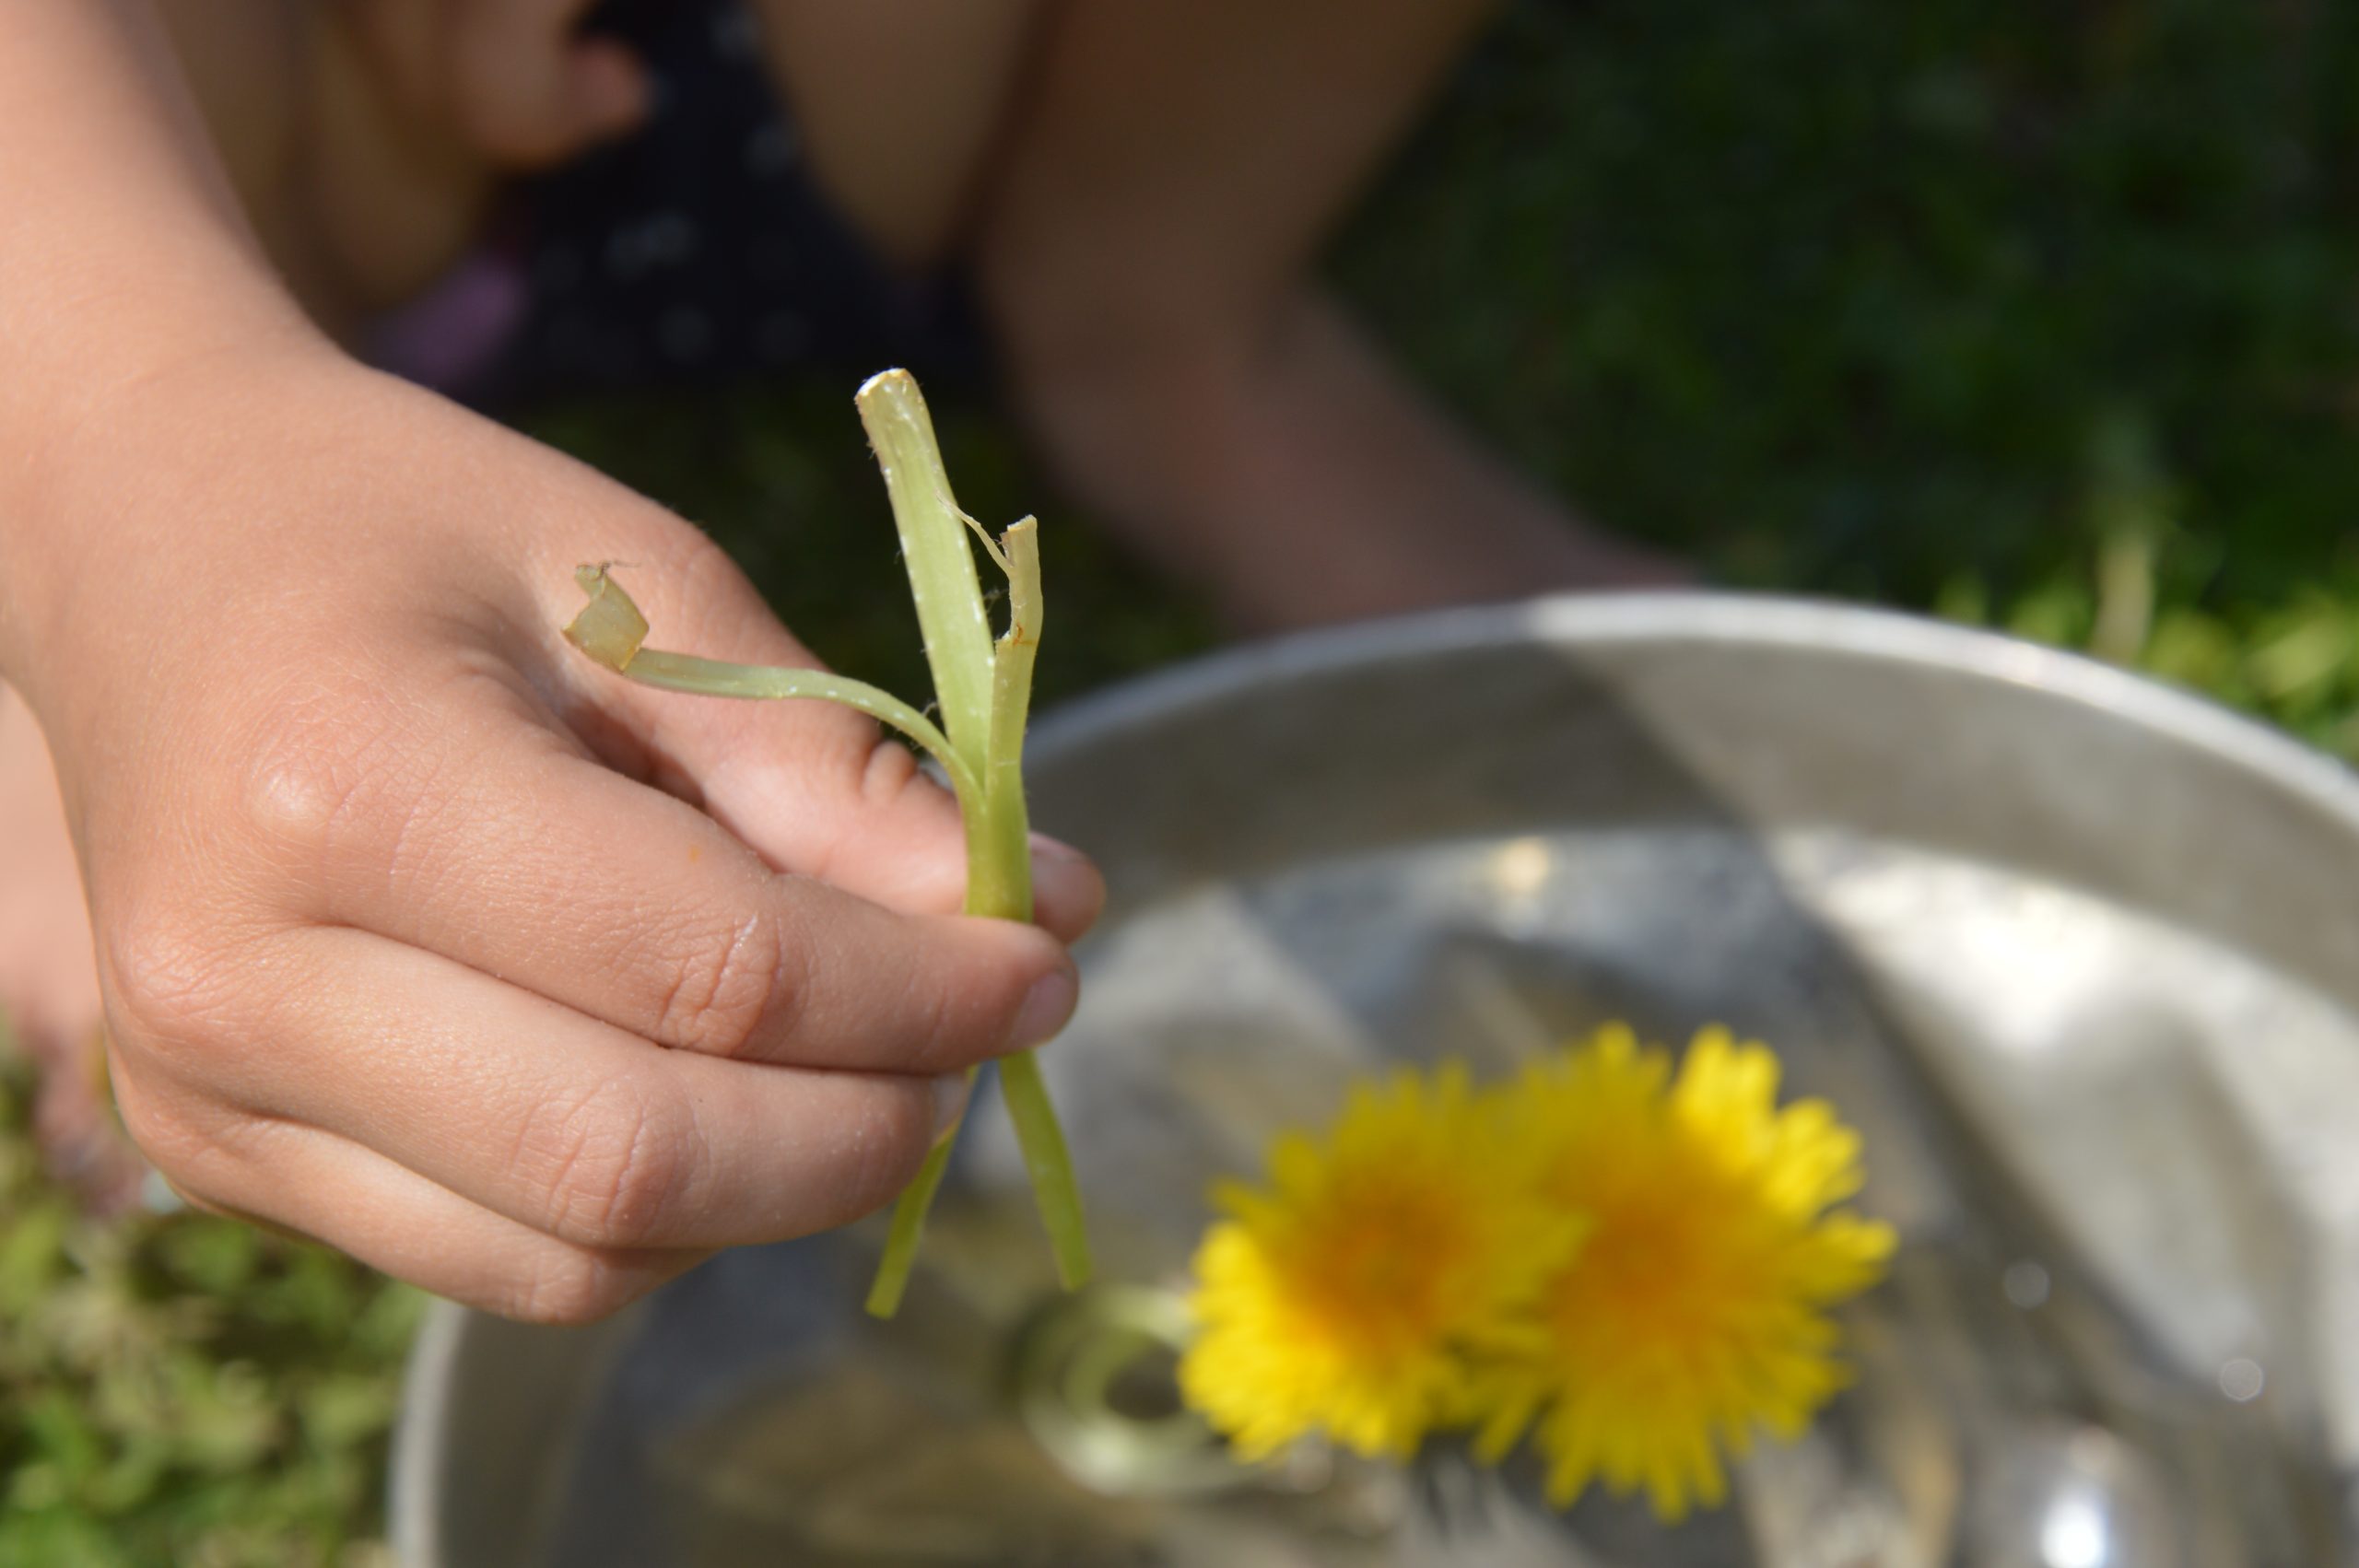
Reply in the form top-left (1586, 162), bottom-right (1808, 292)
top-left (129, 1096), bottom-right (699, 1323)
top-left (249, 711), bottom-right (1076, 1074)
top-left (137, 929), bottom-right (976, 1252)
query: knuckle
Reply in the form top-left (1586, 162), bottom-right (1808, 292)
top-left (525, 1082), bottom-right (697, 1249)
top-left (107, 1074), bottom-right (276, 1218)
top-left (106, 1071), bottom-right (212, 1182)
top-left (100, 912), bottom-right (248, 1059)
top-left (236, 691), bottom-right (427, 871)
top-left (652, 908), bottom-right (804, 1059)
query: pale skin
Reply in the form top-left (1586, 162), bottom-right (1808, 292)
top-left (0, 0), bottom-right (1672, 1321)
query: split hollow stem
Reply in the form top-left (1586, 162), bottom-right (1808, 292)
top-left (563, 369), bottom-right (1089, 1319)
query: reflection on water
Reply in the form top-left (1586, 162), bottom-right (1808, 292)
top-left (649, 1313), bottom-right (1411, 1567)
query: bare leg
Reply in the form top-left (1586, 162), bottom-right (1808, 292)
top-left (147, 0), bottom-right (489, 333)
top-left (167, 3), bottom-right (1672, 626)
top-left (973, 0), bottom-right (1686, 629)
top-left (756, 0), bottom-right (1679, 630)
top-left (150, 0), bottom-right (644, 333)
top-left (751, 0), bottom-right (1042, 272)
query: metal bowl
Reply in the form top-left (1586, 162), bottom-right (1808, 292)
top-left (393, 593), bottom-right (2359, 1567)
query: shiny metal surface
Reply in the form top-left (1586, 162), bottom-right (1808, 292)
top-left (393, 593), bottom-right (2359, 1566)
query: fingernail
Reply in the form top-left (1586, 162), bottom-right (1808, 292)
top-left (1010, 965), bottom-right (1079, 1049)
top-left (931, 1073), bottom-right (973, 1141)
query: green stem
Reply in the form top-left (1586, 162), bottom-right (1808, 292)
top-left (998, 1051), bottom-right (1093, 1289)
top-left (975, 519), bottom-right (1088, 1283)
top-left (563, 577), bottom-right (984, 811)
top-left (857, 369), bottom-right (995, 764)
top-left (854, 376), bottom-right (1086, 1316)
top-left (565, 371), bottom-right (1090, 1320)
top-left (972, 519), bottom-right (1042, 924)
top-left (863, 1082), bottom-right (968, 1319)
top-left (622, 650), bottom-right (982, 807)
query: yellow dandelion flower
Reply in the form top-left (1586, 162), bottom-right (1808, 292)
top-left (1179, 1063), bottom-right (1584, 1461)
top-left (1477, 1024), bottom-right (1896, 1522)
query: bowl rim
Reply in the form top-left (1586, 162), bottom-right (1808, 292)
top-left (391, 589), bottom-right (2359, 1563)
top-left (1031, 591), bottom-right (2359, 835)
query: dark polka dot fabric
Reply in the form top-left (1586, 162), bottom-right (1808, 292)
top-left (458, 0), bottom-right (987, 408)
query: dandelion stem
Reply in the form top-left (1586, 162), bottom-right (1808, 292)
top-left (566, 370), bottom-right (1089, 1317)
top-left (863, 1089), bottom-right (966, 1318)
top-left (855, 372), bottom-right (1086, 1312)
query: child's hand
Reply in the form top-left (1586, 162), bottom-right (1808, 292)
top-left (5, 342), bottom-right (1098, 1321)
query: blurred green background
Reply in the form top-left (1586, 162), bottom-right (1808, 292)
top-left (8, 0), bottom-right (2359, 1560)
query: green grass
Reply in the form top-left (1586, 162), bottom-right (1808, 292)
top-left (7, 0), bottom-right (2359, 1557)
top-left (0, 1047), bottom-right (419, 1568)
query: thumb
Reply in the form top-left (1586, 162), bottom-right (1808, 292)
top-left (544, 544), bottom-right (1105, 942)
